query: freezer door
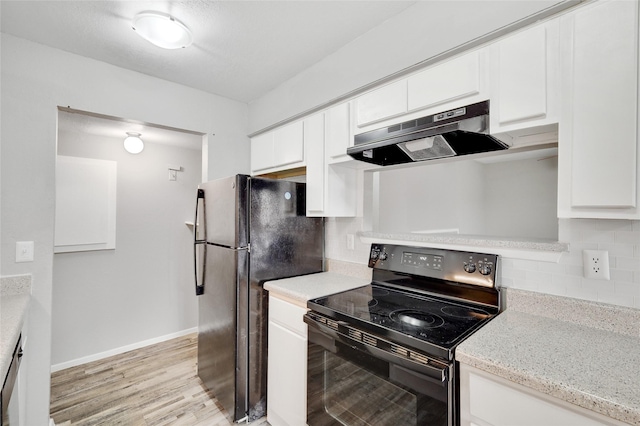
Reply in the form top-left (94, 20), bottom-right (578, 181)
top-left (249, 177), bottom-right (324, 283)
top-left (198, 244), bottom-right (249, 422)
top-left (200, 175), bottom-right (249, 248)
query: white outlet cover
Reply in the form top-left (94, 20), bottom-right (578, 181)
top-left (582, 249), bottom-right (610, 280)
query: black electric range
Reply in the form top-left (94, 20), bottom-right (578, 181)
top-left (307, 243), bottom-right (502, 362)
top-left (305, 243), bottom-right (502, 426)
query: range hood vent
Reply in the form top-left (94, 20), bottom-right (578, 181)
top-left (347, 101), bottom-right (508, 166)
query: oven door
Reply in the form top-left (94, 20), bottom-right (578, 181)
top-left (305, 314), bottom-right (453, 426)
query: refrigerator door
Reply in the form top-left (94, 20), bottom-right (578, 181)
top-left (200, 174), bottom-right (249, 248)
top-left (198, 243), bottom-right (249, 422)
top-left (245, 177), bottom-right (324, 419)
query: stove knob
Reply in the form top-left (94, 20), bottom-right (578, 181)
top-left (379, 252), bottom-right (388, 261)
top-left (479, 263), bottom-right (493, 276)
top-left (370, 248), bottom-right (380, 260)
top-left (463, 262), bottom-right (476, 273)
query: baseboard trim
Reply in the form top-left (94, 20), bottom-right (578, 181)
top-left (51, 327), bottom-right (198, 373)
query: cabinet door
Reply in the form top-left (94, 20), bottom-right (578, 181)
top-left (307, 105), bottom-right (358, 218)
top-left (267, 322), bottom-right (307, 426)
top-left (491, 20), bottom-right (559, 131)
top-left (355, 80), bottom-right (407, 127)
top-left (558, 0), bottom-right (639, 218)
top-left (305, 113), bottom-right (325, 213)
top-left (460, 364), bottom-right (625, 426)
top-left (267, 297), bottom-right (308, 426)
top-left (407, 50), bottom-right (481, 112)
top-left (250, 132), bottom-right (274, 173)
top-left (325, 102), bottom-right (352, 162)
top-left (273, 121), bottom-right (304, 167)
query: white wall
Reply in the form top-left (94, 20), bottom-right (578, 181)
top-left (374, 156), bottom-right (558, 239)
top-left (52, 130), bottom-right (201, 366)
top-left (0, 33), bottom-right (249, 425)
top-left (326, 216), bottom-right (640, 309)
top-left (248, 0), bottom-right (568, 133)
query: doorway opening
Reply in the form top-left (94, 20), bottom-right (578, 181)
top-left (52, 107), bottom-right (206, 371)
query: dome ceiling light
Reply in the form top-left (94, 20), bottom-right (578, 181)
top-left (132, 11), bottom-right (193, 49)
top-left (124, 132), bottom-right (144, 154)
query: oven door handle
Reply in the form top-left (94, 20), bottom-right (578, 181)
top-left (305, 314), bottom-right (449, 383)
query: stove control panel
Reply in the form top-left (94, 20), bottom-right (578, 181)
top-left (369, 243), bottom-right (498, 288)
top-left (401, 252), bottom-right (443, 271)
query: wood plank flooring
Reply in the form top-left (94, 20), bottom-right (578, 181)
top-left (50, 333), bottom-right (268, 426)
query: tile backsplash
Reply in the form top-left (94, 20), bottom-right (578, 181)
top-left (326, 217), bottom-right (640, 309)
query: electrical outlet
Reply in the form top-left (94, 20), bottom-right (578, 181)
top-left (582, 250), bottom-right (610, 280)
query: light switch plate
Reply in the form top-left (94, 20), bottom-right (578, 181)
top-left (16, 241), bottom-right (34, 262)
top-left (346, 234), bottom-right (355, 250)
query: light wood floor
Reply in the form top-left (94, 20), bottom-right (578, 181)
top-left (50, 333), bottom-right (268, 426)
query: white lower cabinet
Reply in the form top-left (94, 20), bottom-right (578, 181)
top-left (267, 296), bottom-right (308, 426)
top-left (459, 364), bottom-right (626, 426)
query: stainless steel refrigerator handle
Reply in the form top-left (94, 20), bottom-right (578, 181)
top-left (194, 188), bottom-right (206, 296)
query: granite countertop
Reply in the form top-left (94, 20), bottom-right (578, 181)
top-left (1, 275), bottom-right (32, 382)
top-left (264, 271), bottom-right (371, 308)
top-left (457, 289), bottom-right (640, 425)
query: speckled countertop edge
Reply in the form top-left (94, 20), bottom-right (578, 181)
top-left (1, 275), bottom-right (32, 382)
top-left (264, 271), bottom-right (371, 308)
top-left (505, 288), bottom-right (640, 338)
top-left (457, 290), bottom-right (640, 425)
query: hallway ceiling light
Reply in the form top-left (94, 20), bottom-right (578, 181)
top-left (124, 132), bottom-right (144, 154)
top-left (132, 11), bottom-right (193, 49)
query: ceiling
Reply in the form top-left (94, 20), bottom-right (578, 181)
top-left (0, 1), bottom-right (416, 104)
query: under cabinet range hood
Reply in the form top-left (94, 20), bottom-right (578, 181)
top-left (347, 100), bottom-right (509, 166)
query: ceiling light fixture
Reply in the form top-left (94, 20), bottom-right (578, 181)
top-left (132, 11), bottom-right (193, 49)
top-left (124, 132), bottom-right (144, 154)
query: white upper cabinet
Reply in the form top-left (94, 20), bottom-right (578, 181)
top-left (355, 80), bottom-right (408, 128)
top-left (274, 120), bottom-right (304, 166)
top-left (558, 0), bottom-right (640, 219)
top-left (407, 50), bottom-right (482, 112)
top-left (489, 19), bottom-right (560, 138)
top-left (250, 132), bottom-right (275, 173)
top-left (305, 113), bottom-right (326, 213)
top-left (306, 104), bottom-right (358, 217)
top-left (325, 102), bottom-right (353, 163)
top-left (354, 49), bottom-right (489, 136)
top-left (250, 120), bottom-right (305, 174)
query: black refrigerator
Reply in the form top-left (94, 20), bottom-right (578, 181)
top-left (193, 174), bottom-right (324, 422)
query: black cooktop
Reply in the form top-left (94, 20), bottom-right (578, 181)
top-left (307, 283), bottom-right (498, 358)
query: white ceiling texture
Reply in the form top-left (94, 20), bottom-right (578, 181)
top-left (1, 1), bottom-right (417, 147)
top-left (1, 1), bottom-right (417, 104)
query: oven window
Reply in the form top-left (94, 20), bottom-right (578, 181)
top-left (324, 350), bottom-right (419, 425)
top-left (308, 336), bottom-right (448, 426)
